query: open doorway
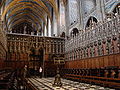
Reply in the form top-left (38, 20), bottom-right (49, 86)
top-left (38, 48), bottom-right (44, 67)
top-left (29, 47), bottom-right (44, 77)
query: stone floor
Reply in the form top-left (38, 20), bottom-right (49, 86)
top-left (27, 77), bottom-right (115, 90)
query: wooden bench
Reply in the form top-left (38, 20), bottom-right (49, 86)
top-left (63, 74), bottom-right (120, 89)
top-left (0, 70), bottom-right (15, 90)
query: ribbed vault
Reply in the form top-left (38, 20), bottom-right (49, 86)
top-left (1, 0), bottom-right (59, 34)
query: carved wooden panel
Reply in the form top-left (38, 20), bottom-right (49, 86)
top-left (65, 54), bottom-right (120, 69)
top-left (6, 34), bottom-right (65, 70)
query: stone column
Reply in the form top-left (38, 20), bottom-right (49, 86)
top-left (48, 19), bottom-right (51, 37)
top-left (44, 25), bottom-right (47, 36)
top-left (101, 0), bottom-right (106, 19)
top-left (53, 12), bottom-right (58, 36)
top-left (42, 23), bottom-right (45, 36)
top-left (51, 16), bottom-right (54, 36)
top-left (46, 16), bottom-right (49, 36)
top-left (78, 0), bottom-right (84, 30)
top-left (96, 0), bottom-right (104, 21)
top-left (65, 0), bottom-right (70, 36)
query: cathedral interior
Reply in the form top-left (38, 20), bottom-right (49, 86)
top-left (0, 0), bottom-right (120, 90)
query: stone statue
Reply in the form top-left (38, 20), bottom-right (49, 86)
top-left (24, 25), bottom-right (27, 34)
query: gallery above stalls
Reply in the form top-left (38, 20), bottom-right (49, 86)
top-left (11, 22), bottom-right (37, 35)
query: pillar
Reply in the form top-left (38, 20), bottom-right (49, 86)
top-left (65, 0), bottom-right (70, 36)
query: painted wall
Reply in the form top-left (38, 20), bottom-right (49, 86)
top-left (0, 15), bottom-right (7, 69)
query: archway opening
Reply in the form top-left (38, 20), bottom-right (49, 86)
top-left (38, 48), bottom-right (44, 65)
top-left (12, 22), bottom-right (34, 34)
top-left (60, 32), bottom-right (66, 38)
top-left (113, 3), bottom-right (120, 15)
top-left (29, 47), bottom-right (44, 76)
top-left (70, 28), bottom-right (79, 37)
top-left (85, 16), bottom-right (98, 30)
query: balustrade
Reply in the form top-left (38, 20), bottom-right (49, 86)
top-left (65, 15), bottom-right (120, 61)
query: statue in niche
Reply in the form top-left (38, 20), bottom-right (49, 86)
top-left (102, 39), bottom-right (107, 55)
top-left (117, 33), bottom-right (120, 53)
top-left (85, 47), bottom-right (88, 57)
top-left (106, 42), bottom-right (110, 54)
top-left (90, 43), bottom-right (94, 57)
top-left (79, 49), bottom-right (81, 59)
top-left (87, 45), bottom-right (90, 57)
top-left (84, 47), bottom-right (86, 58)
top-left (82, 48), bottom-right (84, 58)
top-left (112, 36), bottom-right (118, 53)
top-left (106, 37), bottom-right (111, 54)
top-left (94, 41), bottom-right (98, 56)
top-left (98, 40), bottom-right (102, 56)
top-left (80, 49), bottom-right (82, 59)
top-left (86, 48), bottom-right (88, 57)
top-left (24, 25), bottom-right (27, 34)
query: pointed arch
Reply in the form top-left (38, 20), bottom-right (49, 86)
top-left (70, 28), bottom-right (79, 37)
top-left (85, 16), bottom-right (98, 29)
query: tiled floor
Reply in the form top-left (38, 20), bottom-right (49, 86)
top-left (27, 77), bottom-right (115, 90)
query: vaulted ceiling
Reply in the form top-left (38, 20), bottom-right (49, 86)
top-left (1, 0), bottom-right (59, 33)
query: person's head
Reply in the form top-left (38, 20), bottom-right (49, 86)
top-left (105, 70), bottom-right (107, 72)
top-left (25, 65), bottom-right (27, 67)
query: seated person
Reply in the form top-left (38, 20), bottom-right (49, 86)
top-left (104, 70), bottom-right (109, 78)
top-left (118, 69), bottom-right (120, 78)
top-left (111, 69), bottom-right (116, 78)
